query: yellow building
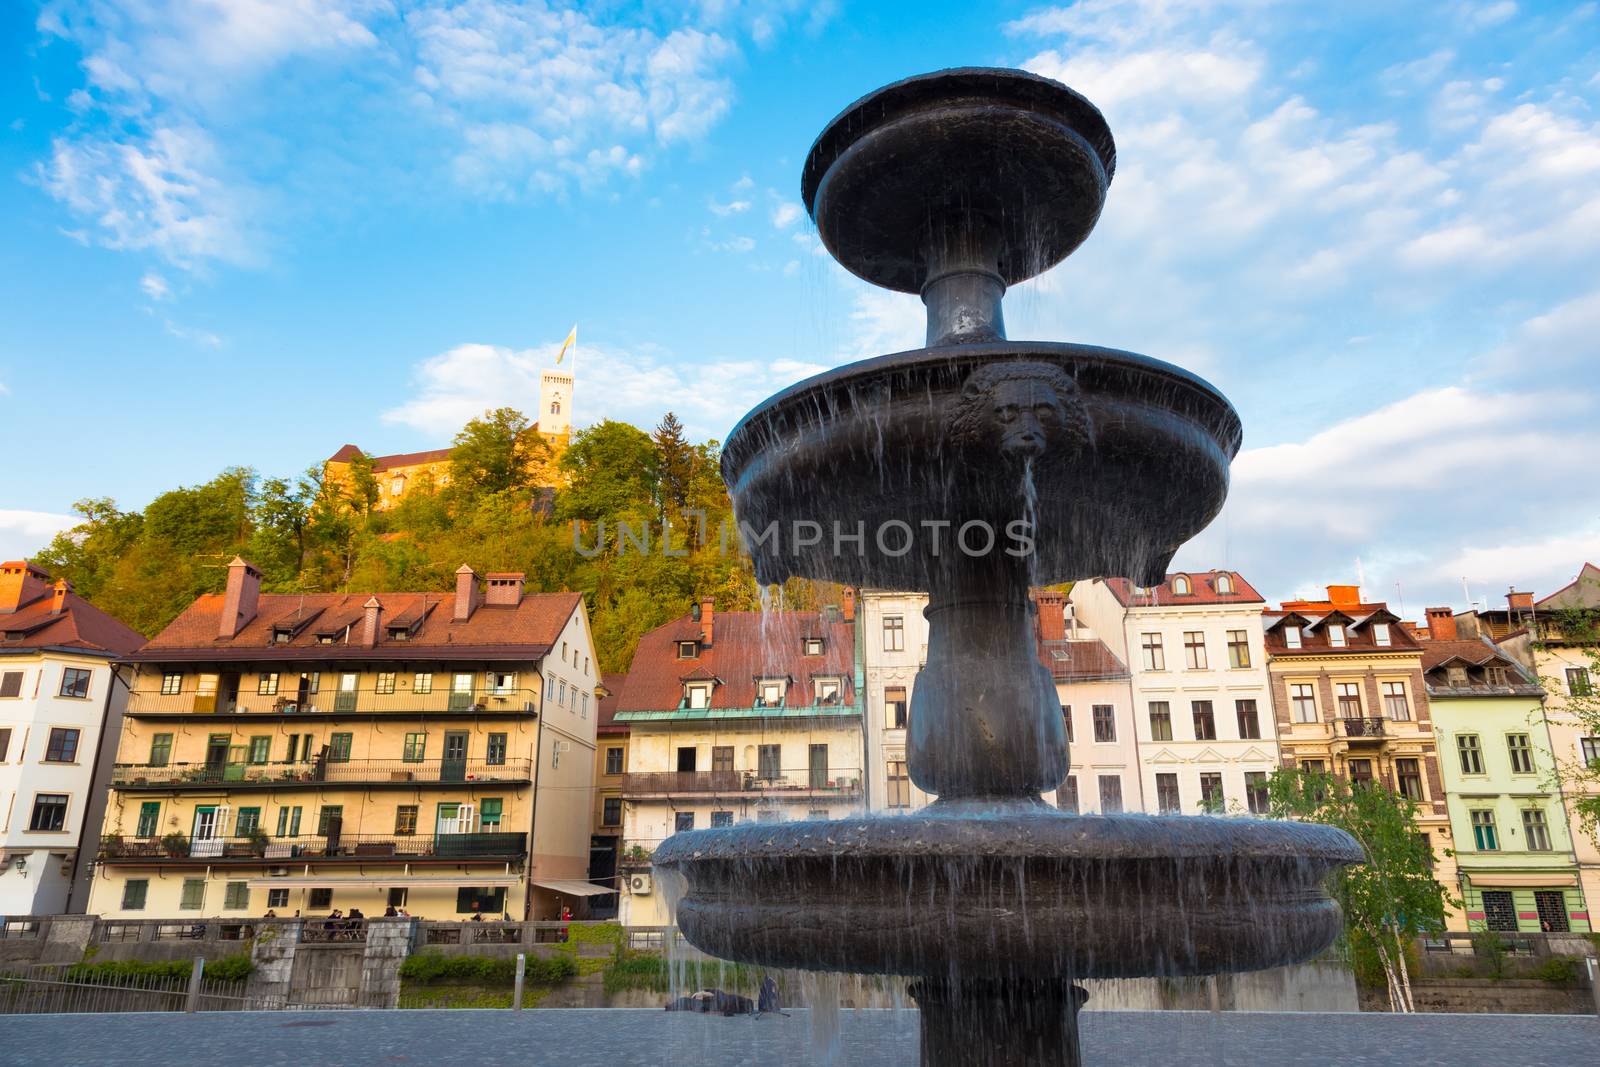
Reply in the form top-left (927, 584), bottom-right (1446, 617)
top-left (324, 368), bottom-right (574, 510)
top-left (87, 560), bottom-right (602, 921)
top-left (587, 673), bottom-right (627, 918)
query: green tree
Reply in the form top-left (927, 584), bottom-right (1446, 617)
top-left (344, 451), bottom-right (381, 514)
top-left (653, 412), bottom-right (694, 516)
top-left (449, 407), bottom-right (550, 498)
top-left (556, 420), bottom-right (659, 525)
top-left (250, 468), bottom-right (319, 584)
top-left (1267, 768), bottom-right (1449, 1012)
top-left (1536, 607), bottom-right (1600, 847)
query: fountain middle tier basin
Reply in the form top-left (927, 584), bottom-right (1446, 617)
top-left (720, 341), bottom-right (1243, 589)
top-left (655, 807), bottom-right (1363, 981)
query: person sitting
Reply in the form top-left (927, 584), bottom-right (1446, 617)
top-left (263, 910), bottom-right (278, 920)
top-left (383, 905), bottom-right (398, 918)
top-left (348, 908), bottom-right (365, 921)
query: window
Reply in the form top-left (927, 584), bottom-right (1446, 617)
top-left (804, 637), bottom-right (824, 655)
top-left (677, 747), bottom-right (697, 773)
top-left (1582, 737), bottom-right (1600, 770)
top-left (134, 800), bottom-right (161, 837)
top-left (886, 687), bottom-right (908, 729)
top-left (887, 760), bottom-right (910, 808)
top-left (160, 672), bottom-right (183, 695)
top-left (328, 733), bottom-right (353, 762)
top-left (403, 733), bottom-right (427, 762)
top-left (1486, 666), bottom-right (1508, 686)
top-left (677, 641), bottom-right (698, 659)
top-left (1458, 734), bottom-right (1484, 775)
top-left (1172, 575), bottom-right (1191, 595)
top-left (122, 879), bottom-right (149, 910)
top-left (224, 882), bottom-right (249, 910)
top-left (1327, 623), bottom-right (1346, 648)
top-left (602, 797), bottom-right (622, 827)
top-left (1447, 666), bottom-right (1468, 688)
top-left (1227, 631), bottom-right (1251, 668)
top-left (605, 747), bottom-right (624, 775)
top-left (1567, 667), bottom-right (1592, 696)
top-left (758, 744), bottom-right (782, 780)
top-left (486, 733), bottom-right (507, 765)
top-left (180, 879), bottom-right (206, 910)
top-left (44, 728), bottom-right (80, 762)
top-left (1156, 773), bottom-right (1180, 814)
top-left (1235, 699), bottom-right (1260, 739)
top-left (1148, 701), bottom-right (1172, 741)
top-left (1292, 684), bottom-right (1318, 726)
top-left (1216, 574), bottom-right (1234, 594)
top-left (1140, 633), bottom-right (1165, 671)
top-left (1059, 775), bottom-right (1079, 814)
top-left (1507, 734), bottom-right (1534, 775)
top-left (710, 810), bottom-right (733, 828)
top-left (1061, 704), bottom-right (1073, 743)
top-left (1373, 623), bottom-right (1391, 647)
top-left (1191, 701), bottom-right (1216, 741)
top-left (386, 888), bottom-right (408, 909)
top-left (413, 672), bottom-right (433, 694)
top-left (267, 888), bottom-right (290, 909)
top-left (1535, 891), bottom-right (1569, 932)
top-left (1481, 889), bottom-right (1516, 931)
top-left (685, 683), bottom-right (711, 710)
top-left (558, 681), bottom-right (567, 706)
top-left (318, 805), bottom-right (344, 836)
top-left (310, 888), bottom-right (334, 911)
top-left (248, 736), bottom-right (270, 764)
top-left (1092, 705), bottom-right (1115, 743)
top-left (883, 616), bottom-right (905, 652)
top-left (1347, 758), bottom-right (1374, 787)
top-left (276, 806), bottom-right (303, 837)
top-left (1184, 632), bottom-right (1208, 670)
top-left (236, 807), bottom-right (260, 835)
top-left (1098, 776), bottom-right (1123, 814)
top-left (1395, 758), bottom-right (1423, 801)
top-left (712, 746), bottom-right (734, 772)
top-left (1336, 683), bottom-right (1362, 718)
top-left (0, 671), bottom-right (19, 698)
top-left (758, 680), bottom-right (786, 707)
top-left (59, 667), bottom-right (92, 699)
top-left (1199, 772), bottom-right (1224, 811)
top-left (1381, 681), bottom-right (1410, 720)
top-left (395, 806), bottom-right (418, 835)
top-left (1299, 759), bottom-right (1326, 775)
top-left (675, 811), bottom-right (695, 833)
top-left (1523, 808), bottom-right (1552, 851)
top-left (1470, 809), bottom-right (1498, 850)
top-left (479, 798), bottom-right (503, 831)
top-left (814, 677), bottom-right (841, 705)
top-left (1245, 771), bottom-right (1270, 814)
top-left (0, 727), bottom-right (9, 761)
top-left (375, 672), bottom-right (397, 695)
top-left (1284, 625), bottom-right (1302, 649)
top-left (257, 672), bottom-right (280, 696)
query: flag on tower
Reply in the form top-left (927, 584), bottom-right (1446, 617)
top-left (556, 325), bottom-right (577, 365)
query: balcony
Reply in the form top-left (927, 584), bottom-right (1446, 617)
top-left (123, 688), bottom-right (540, 721)
top-left (98, 831), bottom-right (527, 864)
top-left (622, 767), bottom-right (864, 798)
top-left (1340, 717), bottom-right (1387, 742)
top-left (111, 758), bottom-right (532, 790)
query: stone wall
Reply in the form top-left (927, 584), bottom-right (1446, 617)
top-left (1361, 978), bottom-right (1595, 1015)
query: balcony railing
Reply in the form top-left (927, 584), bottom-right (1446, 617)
top-left (622, 767), bottom-right (863, 797)
top-left (124, 687), bottom-right (542, 719)
top-left (111, 758), bottom-right (531, 789)
top-left (1340, 716), bottom-right (1387, 739)
top-left (97, 831), bottom-right (527, 863)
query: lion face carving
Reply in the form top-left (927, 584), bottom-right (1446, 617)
top-left (948, 362), bottom-right (1092, 459)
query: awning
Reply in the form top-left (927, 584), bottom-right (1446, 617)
top-left (1466, 873), bottom-right (1578, 888)
top-left (246, 875), bottom-right (520, 888)
top-left (531, 879), bottom-right (615, 897)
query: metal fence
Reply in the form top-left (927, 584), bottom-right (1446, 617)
top-left (0, 962), bottom-right (247, 1015)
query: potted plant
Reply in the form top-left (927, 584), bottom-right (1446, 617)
top-left (100, 832), bottom-right (124, 858)
top-left (247, 827), bottom-right (271, 857)
top-left (160, 831), bottom-right (190, 858)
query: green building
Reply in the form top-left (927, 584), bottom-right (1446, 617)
top-left (1422, 621), bottom-right (1591, 934)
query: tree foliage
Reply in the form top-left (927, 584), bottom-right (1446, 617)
top-left (1536, 607), bottom-right (1600, 848)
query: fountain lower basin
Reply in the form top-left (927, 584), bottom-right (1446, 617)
top-left (655, 805), bottom-right (1363, 981)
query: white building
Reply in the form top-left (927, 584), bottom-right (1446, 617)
top-left (0, 561), bottom-right (145, 914)
top-left (859, 589), bottom-right (935, 812)
top-left (1070, 572), bottom-right (1280, 816)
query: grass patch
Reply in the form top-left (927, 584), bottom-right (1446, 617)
top-left (398, 951), bottom-right (576, 986)
top-left (62, 955), bottom-right (253, 983)
top-left (397, 984), bottom-right (556, 1009)
top-left (601, 950), bottom-right (754, 996)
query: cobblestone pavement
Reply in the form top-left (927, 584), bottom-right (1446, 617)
top-left (6, 1009), bottom-right (1599, 1067)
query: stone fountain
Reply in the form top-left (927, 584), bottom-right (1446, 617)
top-left (654, 68), bottom-right (1363, 1066)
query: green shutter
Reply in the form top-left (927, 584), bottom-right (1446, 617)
top-left (136, 802), bottom-right (161, 838)
top-left (224, 882), bottom-right (249, 910)
top-left (480, 798), bottom-right (503, 828)
top-left (122, 879), bottom-right (149, 910)
top-left (179, 879), bottom-right (206, 910)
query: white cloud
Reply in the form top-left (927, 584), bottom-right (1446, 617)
top-left (140, 271), bottom-right (170, 300)
top-left (0, 510), bottom-right (79, 561)
top-left (770, 201), bottom-right (802, 228)
top-left (709, 198), bottom-right (751, 216)
top-left (164, 318), bottom-right (222, 346)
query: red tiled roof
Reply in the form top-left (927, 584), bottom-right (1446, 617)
top-left (131, 589), bottom-right (582, 663)
top-left (617, 609), bottom-right (854, 712)
top-left (1105, 570), bottom-right (1264, 607)
top-left (597, 671), bottom-right (627, 736)
top-left (1036, 637), bottom-right (1128, 681)
top-left (327, 444), bottom-right (363, 463)
top-left (325, 445), bottom-right (455, 471)
top-left (0, 589), bottom-right (146, 657)
top-left (1420, 638), bottom-right (1515, 671)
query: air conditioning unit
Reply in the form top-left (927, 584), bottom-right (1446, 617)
top-left (268, 866), bottom-right (291, 877)
top-left (629, 872), bottom-right (653, 895)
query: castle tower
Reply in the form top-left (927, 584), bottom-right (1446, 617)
top-left (539, 369), bottom-right (573, 440)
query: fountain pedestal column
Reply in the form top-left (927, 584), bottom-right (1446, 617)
top-left (911, 978), bottom-right (1091, 1067)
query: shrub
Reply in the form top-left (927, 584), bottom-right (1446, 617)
top-left (397, 952), bottom-right (575, 986)
top-left (63, 954), bottom-right (252, 984)
top-left (1532, 956), bottom-right (1580, 984)
top-left (1471, 931), bottom-right (1508, 980)
top-left (601, 950), bottom-right (752, 995)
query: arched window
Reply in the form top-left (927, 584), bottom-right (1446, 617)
top-left (550, 400), bottom-right (561, 415)
top-left (1171, 575), bottom-right (1191, 595)
top-left (1215, 574), bottom-right (1233, 594)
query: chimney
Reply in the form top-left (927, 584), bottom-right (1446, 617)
top-left (454, 565), bottom-right (482, 622)
top-left (0, 561), bottom-right (51, 614)
top-left (484, 572), bottom-right (526, 607)
top-left (219, 557), bottom-right (262, 639)
top-left (1507, 589), bottom-right (1534, 613)
top-left (841, 587), bottom-right (856, 623)
top-left (1326, 584), bottom-right (1361, 608)
top-left (1033, 590), bottom-right (1066, 642)
top-left (1424, 607), bottom-right (1457, 641)
top-left (360, 597), bottom-right (383, 648)
top-left (699, 596), bottom-right (715, 646)
top-left (51, 578), bottom-right (72, 615)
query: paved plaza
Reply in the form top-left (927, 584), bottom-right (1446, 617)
top-left (6, 1009), bottom-right (1599, 1067)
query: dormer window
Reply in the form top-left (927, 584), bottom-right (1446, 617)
top-left (1215, 574), bottom-right (1233, 594)
top-left (677, 640), bottom-right (698, 659)
top-left (803, 637), bottom-right (824, 656)
top-left (814, 677), bottom-right (842, 705)
top-left (1285, 625), bottom-right (1302, 649)
top-left (685, 682), bottom-right (712, 709)
top-left (272, 628), bottom-right (294, 644)
top-left (1486, 666), bottom-right (1508, 686)
top-left (1373, 623), bottom-right (1391, 647)
top-left (1447, 666), bottom-right (1468, 687)
top-left (1171, 575), bottom-right (1191, 595)
top-left (1327, 624), bottom-right (1346, 647)
top-left (388, 627), bottom-right (409, 641)
top-left (756, 679), bottom-right (787, 708)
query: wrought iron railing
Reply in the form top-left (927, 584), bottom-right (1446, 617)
top-left (622, 767), bottom-right (863, 796)
top-left (1340, 716), bottom-right (1387, 738)
top-left (124, 686), bottom-right (544, 718)
top-left (111, 758), bottom-right (531, 789)
top-left (98, 831), bottom-right (527, 862)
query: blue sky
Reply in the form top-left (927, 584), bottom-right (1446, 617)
top-left (2, 0), bottom-right (1598, 613)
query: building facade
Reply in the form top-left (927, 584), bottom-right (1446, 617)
top-left (87, 560), bottom-right (598, 921)
top-left (1070, 573), bottom-right (1279, 817)
top-left (1263, 584), bottom-right (1455, 893)
top-left (615, 597), bottom-right (863, 925)
top-left (0, 562), bottom-right (146, 914)
top-left (858, 589), bottom-right (934, 812)
top-left (1419, 619), bottom-right (1590, 934)
top-left (588, 672), bottom-right (628, 918)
